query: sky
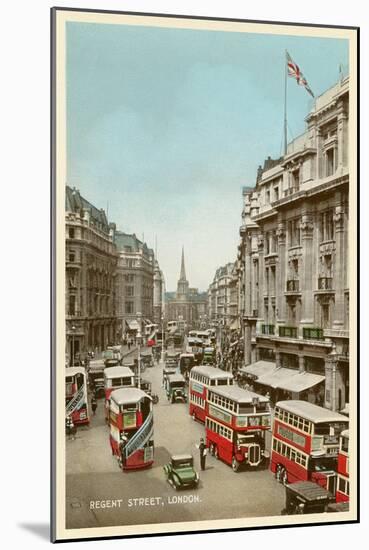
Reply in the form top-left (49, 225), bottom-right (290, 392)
top-left (66, 22), bottom-right (348, 292)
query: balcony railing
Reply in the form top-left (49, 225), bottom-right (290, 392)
top-left (318, 277), bottom-right (333, 290)
top-left (286, 279), bottom-right (300, 292)
top-left (261, 324), bottom-right (275, 335)
top-left (279, 326), bottom-right (298, 338)
top-left (303, 327), bottom-right (324, 340)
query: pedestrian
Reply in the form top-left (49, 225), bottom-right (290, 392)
top-left (197, 437), bottom-right (207, 471)
top-left (66, 416), bottom-right (76, 440)
top-left (91, 395), bottom-right (97, 415)
top-left (119, 432), bottom-right (128, 468)
top-left (128, 339), bottom-right (131, 351)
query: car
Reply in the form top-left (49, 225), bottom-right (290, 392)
top-left (166, 374), bottom-right (187, 403)
top-left (163, 454), bottom-right (199, 490)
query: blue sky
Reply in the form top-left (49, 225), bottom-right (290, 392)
top-left (67, 22), bottom-right (348, 291)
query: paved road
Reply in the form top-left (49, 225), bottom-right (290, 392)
top-left (66, 354), bottom-right (285, 529)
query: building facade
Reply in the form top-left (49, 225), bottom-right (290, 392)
top-left (65, 186), bottom-right (118, 360)
top-left (114, 231), bottom-right (155, 336)
top-left (208, 263), bottom-right (236, 329)
top-left (239, 76), bottom-right (350, 412)
top-left (166, 248), bottom-right (208, 329)
top-left (153, 259), bottom-right (164, 327)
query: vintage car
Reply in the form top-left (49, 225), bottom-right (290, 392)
top-left (140, 351), bottom-right (154, 369)
top-left (166, 373), bottom-right (187, 403)
top-left (162, 365), bottom-right (177, 390)
top-left (163, 454), bottom-right (199, 490)
top-left (281, 481), bottom-right (335, 515)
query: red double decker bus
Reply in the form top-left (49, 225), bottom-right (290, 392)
top-left (103, 366), bottom-right (135, 421)
top-left (65, 367), bottom-right (89, 425)
top-left (271, 401), bottom-right (349, 494)
top-left (189, 365), bottom-right (233, 423)
top-left (109, 387), bottom-right (154, 471)
top-left (336, 429), bottom-right (349, 503)
top-left (205, 386), bottom-right (271, 471)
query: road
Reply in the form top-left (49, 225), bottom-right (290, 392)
top-left (66, 350), bottom-right (285, 529)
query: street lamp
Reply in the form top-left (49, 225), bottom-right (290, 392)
top-left (136, 312), bottom-right (142, 389)
top-left (71, 325), bottom-right (76, 367)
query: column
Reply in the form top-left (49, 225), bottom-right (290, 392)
top-left (257, 234), bottom-right (265, 320)
top-left (333, 200), bottom-right (346, 329)
top-left (243, 320), bottom-right (252, 366)
top-left (276, 221), bottom-right (286, 323)
top-left (300, 213), bottom-right (314, 327)
top-left (298, 355), bottom-right (305, 373)
top-left (275, 350), bottom-right (281, 369)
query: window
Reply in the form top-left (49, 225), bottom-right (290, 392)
top-left (326, 148), bottom-right (336, 176)
top-left (68, 295), bottom-right (76, 316)
top-left (266, 189), bottom-right (270, 204)
top-left (288, 219), bottom-right (301, 247)
top-left (126, 286), bottom-right (134, 297)
top-left (125, 301), bottom-right (134, 314)
top-left (69, 252), bottom-right (76, 262)
top-left (69, 228), bottom-right (75, 239)
top-left (274, 186), bottom-right (279, 201)
top-left (319, 210), bottom-right (334, 242)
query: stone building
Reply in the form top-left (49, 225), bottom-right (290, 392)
top-left (114, 231), bottom-right (155, 336)
top-left (65, 186), bottom-right (118, 360)
top-left (208, 263), bottom-right (236, 328)
top-left (239, 76), bottom-right (350, 412)
top-left (153, 259), bottom-right (164, 327)
top-left (166, 248), bottom-right (208, 329)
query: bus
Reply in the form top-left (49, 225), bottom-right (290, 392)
top-left (179, 353), bottom-right (195, 379)
top-left (270, 400), bottom-right (349, 493)
top-left (205, 386), bottom-right (271, 471)
top-left (109, 387), bottom-right (154, 471)
top-left (186, 337), bottom-right (204, 364)
top-left (65, 366), bottom-right (90, 425)
top-left (336, 429), bottom-right (349, 503)
top-left (104, 366), bottom-right (135, 421)
top-left (189, 365), bottom-right (233, 423)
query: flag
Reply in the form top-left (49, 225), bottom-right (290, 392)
top-left (286, 51), bottom-right (314, 97)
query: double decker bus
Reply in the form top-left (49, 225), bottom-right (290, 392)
top-left (104, 366), bottom-right (135, 421)
top-left (271, 400), bottom-right (349, 493)
top-left (205, 386), bottom-right (271, 471)
top-left (336, 429), bottom-right (349, 503)
top-left (189, 365), bottom-right (233, 423)
top-left (65, 366), bottom-right (90, 425)
top-left (109, 387), bottom-right (154, 470)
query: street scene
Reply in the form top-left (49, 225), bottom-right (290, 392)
top-left (63, 17), bottom-right (353, 533)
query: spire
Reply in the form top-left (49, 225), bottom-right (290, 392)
top-left (179, 246), bottom-right (187, 281)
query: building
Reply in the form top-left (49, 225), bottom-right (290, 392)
top-left (65, 186), bottom-right (118, 360)
top-left (208, 263), bottom-right (236, 329)
top-left (114, 231), bottom-right (156, 337)
top-left (239, 76), bottom-right (350, 412)
top-left (166, 248), bottom-right (208, 329)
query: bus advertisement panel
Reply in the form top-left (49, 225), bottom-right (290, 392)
top-left (270, 400), bottom-right (349, 494)
top-left (189, 365), bottom-right (233, 423)
top-left (205, 386), bottom-right (271, 471)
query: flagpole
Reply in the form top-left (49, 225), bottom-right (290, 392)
top-left (284, 50), bottom-right (288, 156)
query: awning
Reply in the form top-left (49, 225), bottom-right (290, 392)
top-left (125, 320), bottom-right (140, 331)
top-left (257, 368), bottom-right (295, 389)
top-left (257, 367), bottom-right (325, 393)
top-left (277, 371), bottom-right (325, 393)
top-left (230, 319), bottom-right (240, 330)
top-left (240, 360), bottom-right (276, 378)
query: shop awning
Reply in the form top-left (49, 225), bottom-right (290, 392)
top-left (125, 320), bottom-right (140, 331)
top-left (257, 367), bottom-right (294, 389)
top-left (240, 360), bottom-right (276, 378)
top-left (277, 371), bottom-right (325, 393)
top-left (230, 319), bottom-right (240, 330)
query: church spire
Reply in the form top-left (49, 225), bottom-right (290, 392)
top-left (179, 246), bottom-right (187, 281)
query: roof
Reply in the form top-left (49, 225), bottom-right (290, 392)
top-left (276, 400), bottom-right (350, 424)
top-left (104, 366), bottom-right (134, 379)
top-left (341, 429), bottom-right (349, 439)
top-left (65, 366), bottom-right (86, 377)
top-left (180, 353), bottom-right (195, 359)
top-left (88, 359), bottom-right (105, 371)
top-left (114, 231), bottom-right (153, 256)
top-left (241, 360), bottom-right (276, 378)
top-left (167, 374), bottom-right (186, 383)
top-left (209, 385), bottom-right (269, 404)
top-left (111, 387), bottom-right (150, 405)
top-left (191, 365), bottom-right (233, 380)
top-left (204, 347), bottom-right (215, 353)
top-left (171, 454), bottom-right (193, 461)
top-left (125, 320), bottom-right (140, 331)
top-left (286, 481), bottom-right (332, 502)
top-left (65, 186), bottom-right (109, 229)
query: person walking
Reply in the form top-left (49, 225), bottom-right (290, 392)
top-left (197, 437), bottom-right (207, 471)
top-left (66, 416), bottom-right (76, 440)
top-left (91, 395), bottom-right (97, 416)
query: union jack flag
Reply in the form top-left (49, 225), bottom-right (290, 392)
top-left (286, 51), bottom-right (314, 98)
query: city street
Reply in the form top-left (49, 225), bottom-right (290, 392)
top-left (66, 353), bottom-right (285, 530)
